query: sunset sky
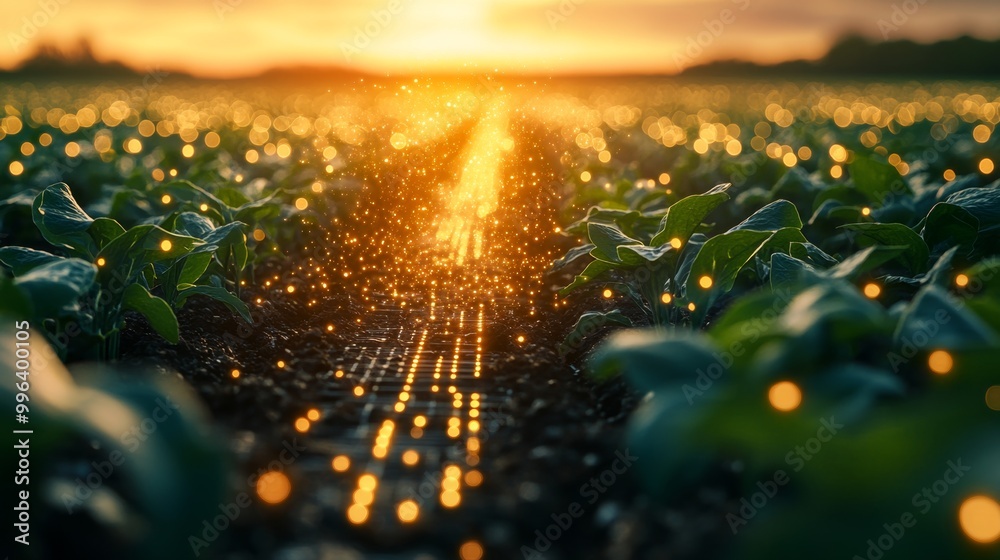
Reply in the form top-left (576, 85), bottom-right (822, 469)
top-left (2, 0), bottom-right (999, 77)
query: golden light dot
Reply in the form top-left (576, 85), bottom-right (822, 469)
top-left (782, 152), bottom-right (798, 167)
top-left (295, 197), bottom-right (309, 210)
top-left (326, 324), bottom-right (335, 332)
top-left (658, 172), bottom-right (671, 185)
top-left (253, 228), bottom-right (266, 242)
top-left (769, 381), bottom-right (802, 412)
top-left (181, 144), bottom-right (195, 158)
top-left (294, 418), bottom-right (310, 432)
top-left (598, 150), bottom-right (611, 163)
top-left (286, 285), bottom-right (296, 293)
top-left (982, 385), bottom-right (1000, 412)
top-left (928, 350), bottom-right (953, 375)
top-left (65, 141), bottom-right (81, 157)
top-left (959, 495), bottom-right (1000, 543)
top-left (602, 288), bottom-right (613, 298)
top-left (353, 386), bottom-right (365, 397)
top-left (465, 470), bottom-right (483, 487)
top-left (861, 207), bottom-right (871, 216)
top-left (245, 149), bottom-right (259, 163)
top-left (973, 124), bottom-right (992, 144)
top-left (831, 164), bottom-right (843, 179)
top-left (161, 194), bottom-right (172, 204)
top-left (397, 499), bottom-right (420, 523)
top-left (20, 142), bottom-right (34, 156)
top-left (159, 239), bottom-right (173, 252)
top-left (96, 257), bottom-right (106, 267)
top-left (347, 504), bottom-right (369, 524)
top-left (698, 276), bottom-right (713, 289)
top-left (306, 408), bottom-right (320, 421)
top-left (414, 415), bottom-right (427, 428)
top-left (660, 293), bottom-right (672, 304)
top-left (231, 368), bottom-right (240, 378)
top-left (516, 335), bottom-right (525, 344)
top-left (124, 138), bottom-right (141, 154)
top-left (332, 455), bottom-right (350, 472)
top-left (687, 302), bottom-right (696, 312)
top-left (956, 274), bottom-right (970, 287)
top-left (580, 170), bottom-right (592, 182)
top-left (204, 131), bottom-right (221, 148)
top-left (277, 360), bottom-right (286, 368)
top-left (8, 161), bottom-right (24, 176)
top-left (944, 169), bottom-right (957, 182)
top-left (199, 203), bottom-right (209, 212)
top-left (358, 474), bottom-right (377, 491)
top-left (441, 490), bottom-right (461, 508)
top-left (459, 541), bottom-right (484, 560)
top-left (980, 158), bottom-right (995, 175)
top-left (256, 471), bottom-right (291, 504)
top-left (353, 488), bottom-right (375, 505)
top-left (402, 450), bottom-right (420, 466)
top-left (829, 144), bottom-right (848, 163)
top-left (390, 132), bottom-right (408, 149)
top-left (863, 283), bottom-right (881, 299)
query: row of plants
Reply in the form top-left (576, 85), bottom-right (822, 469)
top-left (555, 137), bottom-right (1000, 556)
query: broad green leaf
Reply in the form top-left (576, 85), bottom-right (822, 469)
top-left (178, 285), bottom-right (252, 324)
top-left (650, 183), bottom-right (731, 247)
top-left (32, 183), bottom-right (97, 258)
top-left (178, 253), bottom-right (213, 286)
top-left (921, 203), bottom-right (979, 254)
top-left (560, 310), bottom-right (633, 354)
top-left (0, 246), bottom-right (63, 275)
top-left (559, 258), bottom-right (617, 296)
top-left (14, 258), bottom-right (96, 318)
top-left (841, 223), bottom-right (929, 273)
top-left (728, 199), bottom-right (802, 232)
top-left (552, 244), bottom-right (595, 271)
top-left (893, 285), bottom-right (997, 350)
top-left (769, 252), bottom-right (820, 291)
top-left (789, 242), bottom-right (839, 268)
top-left (850, 154), bottom-right (910, 203)
top-left (123, 283), bottom-right (180, 343)
top-left (173, 212), bottom-right (216, 239)
top-left (589, 329), bottom-right (724, 392)
top-left (616, 244), bottom-right (674, 265)
top-left (88, 217), bottom-right (127, 250)
top-left (826, 245), bottom-right (909, 281)
top-left (587, 222), bottom-right (641, 263)
top-left (945, 187), bottom-right (1000, 229)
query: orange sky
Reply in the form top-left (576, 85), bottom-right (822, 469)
top-left (2, 0), bottom-right (999, 77)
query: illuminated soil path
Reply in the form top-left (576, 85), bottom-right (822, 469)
top-left (285, 92), bottom-right (563, 556)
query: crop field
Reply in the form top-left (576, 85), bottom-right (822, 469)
top-left (3, 76), bottom-right (1000, 560)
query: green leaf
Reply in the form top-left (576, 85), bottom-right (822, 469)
top-left (945, 187), bottom-right (1000, 229)
top-left (14, 258), bottom-right (96, 318)
top-left (826, 245), bottom-right (909, 281)
top-left (178, 285), bottom-right (252, 324)
top-left (893, 285), bottom-right (997, 350)
top-left (178, 253), bottom-right (213, 286)
top-left (173, 212), bottom-right (216, 239)
top-left (841, 223), bottom-right (929, 274)
top-left (559, 258), bottom-right (617, 296)
top-left (921, 203), bottom-right (979, 254)
top-left (0, 246), bottom-right (64, 275)
top-left (789, 242), bottom-right (839, 268)
top-left (728, 199), bottom-right (802, 232)
top-left (561, 310), bottom-right (633, 354)
top-left (650, 183), bottom-right (731, 247)
top-left (88, 217), bottom-right (127, 250)
top-left (587, 222), bottom-right (641, 263)
top-left (616, 243), bottom-right (674, 266)
top-left (32, 183), bottom-right (97, 258)
top-left (123, 283), bottom-right (180, 343)
top-left (552, 244), bottom-right (596, 271)
top-left (849, 154), bottom-right (909, 203)
top-left (589, 329), bottom-right (723, 392)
